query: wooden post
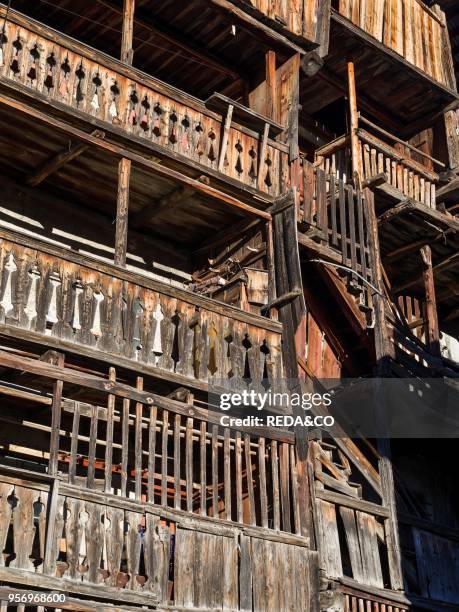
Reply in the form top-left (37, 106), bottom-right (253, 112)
top-left (48, 352), bottom-right (65, 477)
top-left (365, 188), bottom-right (404, 590)
top-left (347, 61), bottom-right (361, 188)
top-left (265, 50), bottom-right (277, 122)
top-left (114, 157), bottom-right (131, 267)
top-left (421, 245), bottom-right (441, 356)
top-left (218, 104), bottom-right (234, 172)
top-left (121, 0), bottom-right (135, 65)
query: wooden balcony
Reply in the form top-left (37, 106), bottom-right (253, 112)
top-left (336, 0), bottom-right (455, 89)
top-left (315, 116), bottom-right (442, 209)
top-left (0, 8), bottom-right (290, 201)
top-left (0, 348), bottom-right (316, 609)
top-left (0, 227), bottom-right (283, 391)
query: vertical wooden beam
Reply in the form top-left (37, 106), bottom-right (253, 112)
top-left (218, 104), bottom-right (234, 172)
top-left (265, 50), bottom-right (277, 122)
top-left (121, 0), bottom-right (135, 65)
top-left (365, 188), bottom-right (404, 590)
top-left (115, 157), bottom-right (131, 267)
top-left (48, 352), bottom-right (65, 477)
top-left (421, 245), bottom-right (440, 356)
top-left (347, 61), bottom-right (361, 187)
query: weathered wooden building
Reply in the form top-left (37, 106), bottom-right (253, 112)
top-left (0, 0), bottom-right (457, 610)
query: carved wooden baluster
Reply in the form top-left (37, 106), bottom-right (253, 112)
top-left (109, 80), bottom-right (120, 123)
top-left (45, 271), bottom-right (61, 335)
top-left (89, 71), bottom-right (101, 113)
top-left (132, 298), bottom-right (144, 360)
top-left (152, 102), bottom-right (162, 137)
top-left (260, 339), bottom-right (271, 389)
top-left (235, 140), bottom-right (243, 176)
top-left (104, 506), bottom-right (124, 586)
top-left (125, 512), bottom-right (142, 591)
top-left (78, 508), bottom-right (90, 579)
top-left (10, 34), bottom-right (23, 78)
top-left (26, 43), bottom-right (40, 86)
top-left (140, 95), bottom-right (150, 133)
top-left (181, 115), bottom-right (190, 152)
top-left (207, 129), bottom-right (216, 163)
top-left (58, 56), bottom-right (71, 99)
top-left (249, 146), bottom-right (258, 181)
top-left (0, 28), bottom-right (8, 69)
top-left (171, 309), bottom-right (181, 371)
top-left (75, 62), bottom-right (87, 108)
top-left (242, 333), bottom-right (252, 383)
top-left (189, 307), bottom-right (201, 379)
top-left (195, 122), bottom-right (204, 160)
top-left (44, 51), bottom-right (56, 92)
top-left (24, 264), bottom-right (41, 328)
top-left (1, 252), bottom-right (17, 318)
top-left (224, 330), bottom-right (234, 379)
top-left (264, 154), bottom-right (273, 187)
top-left (86, 502), bottom-right (103, 584)
top-left (127, 88), bottom-right (138, 126)
top-left (10, 487), bottom-right (37, 571)
top-left (70, 279), bottom-right (84, 333)
top-left (169, 110), bottom-right (178, 144)
top-left (151, 301), bottom-right (164, 365)
top-left (207, 321), bottom-right (218, 376)
top-left (90, 289), bottom-right (105, 341)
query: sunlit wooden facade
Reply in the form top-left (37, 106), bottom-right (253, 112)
top-left (0, 1), bottom-right (458, 611)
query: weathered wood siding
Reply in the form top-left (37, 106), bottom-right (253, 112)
top-left (0, 231), bottom-right (283, 389)
top-left (0, 9), bottom-right (289, 198)
top-left (338, 0), bottom-right (456, 88)
top-left (0, 472), bottom-right (317, 610)
top-left (241, 0), bottom-right (330, 49)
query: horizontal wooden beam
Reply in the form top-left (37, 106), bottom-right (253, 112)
top-left (0, 92), bottom-right (272, 221)
top-left (130, 185), bottom-right (194, 228)
top-left (26, 130), bottom-right (105, 187)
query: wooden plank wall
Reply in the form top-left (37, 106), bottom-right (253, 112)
top-left (0, 234), bottom-right (283, 389)
top-left (0, 12), bottom-right (288, 197)
top-left (338, 0), bottom-right (455, 89)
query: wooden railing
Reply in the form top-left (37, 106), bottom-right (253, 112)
top-left (357, 128), bottom-right (438, 208)
top-left (0, 349), bottom-right (300, 533)
top-left (0, 8), bottom-right (289, 198)
top-left (315, 126), bottom-right (440, 209)
top-left (0, 348), bottom-right (315, 608)
top-left (337, 0), bottom-right (455, 89)
top-left (0, 470), bottom-right (313, 609)
top-left (300, 164), bottom-right (373, 302)
top-left (0, 228), bottom-right (283, 390)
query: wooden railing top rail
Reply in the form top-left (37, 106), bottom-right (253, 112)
top-left (338, 577), bottom-right (411, 608)
top-left (0, 6), bottom-right (287, 154)
top-left (0, 226), bottom-right (282, 333)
